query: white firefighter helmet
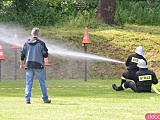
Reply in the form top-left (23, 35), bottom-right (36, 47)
top-left (137, 59), bottom-right (148, 68)
top-left (135, 46), bottom-right (144, 55)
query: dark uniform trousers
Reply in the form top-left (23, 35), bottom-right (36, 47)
top-left (122, 69), bottom-right (138, 82)
top-left (119, 69), bottom-right (139, 90)
top-left (123, 81), bottom-right (152, 92)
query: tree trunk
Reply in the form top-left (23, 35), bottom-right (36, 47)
top-left (95, 0), bottom-right (116, 25)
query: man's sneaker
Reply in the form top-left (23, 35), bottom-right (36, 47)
top-left (26, 102), bottom-right (31, 104)
top-left (112, 84), bottom-right (120, 91)
top-left (44, 100), bottom-right (51, 103)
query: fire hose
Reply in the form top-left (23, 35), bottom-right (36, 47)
top-left (152, 84), bottom-right (160, 94)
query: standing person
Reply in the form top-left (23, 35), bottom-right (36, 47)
top-left (112, 46), bottom-right (147, 91)
top-left (20, 27), bottom-right (51, 104)
top-left (120, 59), bottom-right (158, 92)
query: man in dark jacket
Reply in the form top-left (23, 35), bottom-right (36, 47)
top-left (119, 59), bottom-right (158, 92)
top-left (20, 27), bottom-right (51, 104)
top-left (112, 46), bottom-right (147, 91)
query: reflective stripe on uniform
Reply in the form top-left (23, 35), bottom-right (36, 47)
top-left (121, 76), bottom-right (126, 80)
top-left (121, 76), bottom-right (135, 83)
top-left (122, 83), bottom-right (125, 89)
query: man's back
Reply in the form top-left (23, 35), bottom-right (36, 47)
top-left (21, 37), bottom-right (48, 69)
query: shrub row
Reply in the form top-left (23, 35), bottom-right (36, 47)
top-left (0, 0), bottom-right (159, 26)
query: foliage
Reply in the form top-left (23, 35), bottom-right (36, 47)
top-left (116, 0), bottom-right (160, 26)
top-left (0, 0), bottom-right (159, 26)
top-left (0, 1), bottom-right (56, 26)
top-left (0, 0), bottom-right (98, 26)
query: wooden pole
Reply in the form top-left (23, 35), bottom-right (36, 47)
top-left (14, 49), bottom-right (17, 80)
top-left (84, 44), bottom-right (87, 81)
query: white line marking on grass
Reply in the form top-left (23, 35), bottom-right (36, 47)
top-left (0, 86), bottom-right (110, 90)
top-left (15, 88), bottom-right (21, 90)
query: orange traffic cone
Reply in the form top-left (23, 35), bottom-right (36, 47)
top-left (11, 32), bottom-right (21, 49)
top-left (82, 27), bottom-right (91, 44)
top-left (0, 44), bottom-right (5, 60)
top-left (44, 57), bottom-right (51, 66)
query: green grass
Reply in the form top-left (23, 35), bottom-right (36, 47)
top-left (0, 79), bottom-right (160, 120)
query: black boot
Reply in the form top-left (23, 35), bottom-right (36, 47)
top-left (112, 84), bottom-right (124, 91)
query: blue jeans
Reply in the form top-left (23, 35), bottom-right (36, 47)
top-left (25, 69), bottom-right (49, 102)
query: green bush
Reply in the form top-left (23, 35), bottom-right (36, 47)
top-left (0, 0), bottom-right (159, 26)
top-left (116, 0), bottom-right (160, 26)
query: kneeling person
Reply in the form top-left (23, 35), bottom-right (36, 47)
top-left (121, 59), bottom-right (158, 92)
top-left (112, 46), bottom-right (147, 91)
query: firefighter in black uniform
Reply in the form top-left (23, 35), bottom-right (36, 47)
top-left (119, 59), bottom-right (158, 92)
top-left (112, 46), bottom-right (147, 91)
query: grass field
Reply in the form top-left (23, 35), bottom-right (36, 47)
top-left (0, 79), bottom-right (160, 120)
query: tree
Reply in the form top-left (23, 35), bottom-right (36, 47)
top-left (95, 0), bottom-right (116, 25)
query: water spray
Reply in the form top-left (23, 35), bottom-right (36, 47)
top-left (0, 24), bottom-right (124, 64)
top-left (0, 24), bottom-right (125, 81)
top-left (47, 44), bottom-right (124, 64)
